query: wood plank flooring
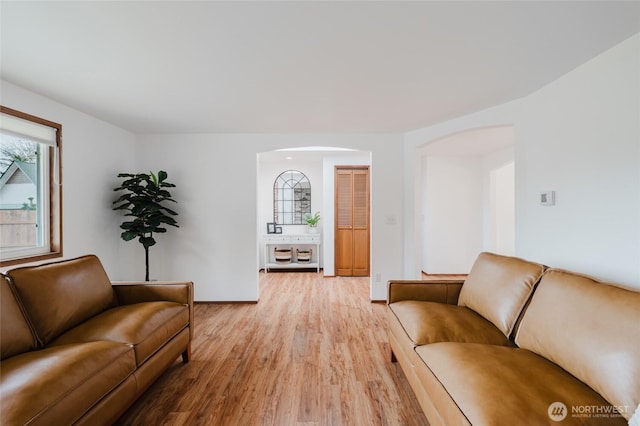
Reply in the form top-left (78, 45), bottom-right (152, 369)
top-left (116, 272), bottom-right (428, 426)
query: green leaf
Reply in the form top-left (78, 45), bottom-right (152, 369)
top-left (121, 231), bottom-right (138, 241)
top-left (112, 194), bottom-right (132, 204)
top-left (161, 207), bottom-right (178, 215)
top-left (159, 216), bottom-right (178, 225)
top-left (139, 236), bottom-right (156, 247)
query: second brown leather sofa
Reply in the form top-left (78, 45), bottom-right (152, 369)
top-left (388, 252), bottom-right (640, 425)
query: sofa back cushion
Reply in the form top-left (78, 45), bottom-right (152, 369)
top-left (7, 255), bottom-right (115, 347)
top-left (1, 274), bottom-right (37, 359)
top-left (458, 252), bottom-right (546, 337)
top-left (515, 269), bottom-right (640, 418)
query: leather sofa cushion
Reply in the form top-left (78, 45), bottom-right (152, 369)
top-left (0, 341), bottom-right (135, 426)
top-left (50, 301), bottom-right (189, 366)
top-left (416, 342), bottom-right (627, 425)
top-left (8, 255), bottom-right (116, 347)
top-left (515, 269), bottom-right (640, 419)
top-left (458, 252), bottom-right (546, 337)
top-left (388, 300), bottom-right (511, 346)
top-left (0, 275), bottom-right (36, 360)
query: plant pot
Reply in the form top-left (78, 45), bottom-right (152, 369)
top-left (307, 226), bottom-right (318, 234)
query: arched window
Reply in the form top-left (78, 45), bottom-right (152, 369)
top-left (273, 170), bottom-right (310, 224)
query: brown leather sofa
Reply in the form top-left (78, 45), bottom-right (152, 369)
top-left (388, 252), bottom-right (640, 426)
top-left (0, 255), bottom-right (194, 426)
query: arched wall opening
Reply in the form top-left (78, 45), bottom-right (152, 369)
top-left (417, 125), bottom-right (515, 274)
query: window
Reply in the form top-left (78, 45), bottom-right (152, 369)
top-left (273, 170), bottom-right (311, 224)
top-left (0, 106), bottom-right (62, 266)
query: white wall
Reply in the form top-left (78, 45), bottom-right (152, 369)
top-left (0, 80), bottom-right (138, 279)
top-left (490, 162), bottom-right (515, 255)
top-left (483, 148), bottom-right (515, 255)
top-left (134, 133), bottom-right (403, 301)
top-left (515, 33), bottom-right (640, 287)
top-left (422, 156), bottom-right (483, 273)
top-left (405, 33), bottom-right (640, 289)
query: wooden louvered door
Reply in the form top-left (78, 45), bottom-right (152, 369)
top-left (335, 166), bottom-right (370, 276)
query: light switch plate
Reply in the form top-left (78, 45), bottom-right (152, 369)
top-left (540, 191), bottom-right (555, 206)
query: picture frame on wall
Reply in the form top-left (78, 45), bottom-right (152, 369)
top-left (275, 226), bottom-right (282, 234)
top-left (267, 222), bottom-right (276, 234)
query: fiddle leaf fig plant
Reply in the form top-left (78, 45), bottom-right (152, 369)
top-left (112, 171), bottom-right (179, 281)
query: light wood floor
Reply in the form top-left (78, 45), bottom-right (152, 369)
top-left (116, 272), bottom-right (428, 426)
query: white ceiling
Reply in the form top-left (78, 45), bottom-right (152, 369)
top-left (1, 1), bottom-right (638, 134)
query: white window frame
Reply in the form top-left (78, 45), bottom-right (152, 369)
top-left (0, 106), bottom-right (62, 267)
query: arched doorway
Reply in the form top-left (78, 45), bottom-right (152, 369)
top-left (256, 147), bottom-right (372, 294)
top-left (418, 126), bottom-right (515, 274)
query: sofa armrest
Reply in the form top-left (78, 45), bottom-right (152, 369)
top-left (112, 281), bottom-right (193, 306)
top-left (112, 281), bottom-right (194, 342)
top-left (387, 279), bottom-right (464, 305)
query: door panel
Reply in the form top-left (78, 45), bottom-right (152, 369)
top-left (336, 171), bottom-right (353, 227)
top-left (335, 229), bottom-right (353, 276)
top-left (335, 170), bottom-right (353, 275)
top-left (353, 171), bottom-right (368, 228)
top-left (352, 229), bottom-right (369, 276)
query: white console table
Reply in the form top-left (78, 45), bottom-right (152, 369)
top-left (263, 234), bottom-right (321, 273)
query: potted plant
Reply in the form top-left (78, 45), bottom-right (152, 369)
top-left (112, 171), bottom-right (179, 281)
top-left (303, 211), bottom-right (321, 233)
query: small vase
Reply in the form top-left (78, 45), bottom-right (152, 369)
top-left (307, 226), bottom-right (318, 234)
